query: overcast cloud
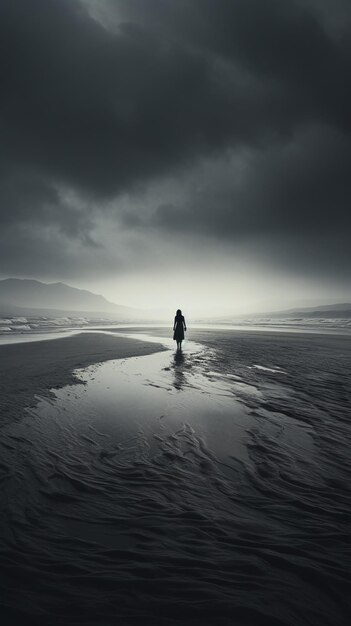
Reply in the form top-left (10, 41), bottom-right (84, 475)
top-left (0, 0), bottom-right (350, 310)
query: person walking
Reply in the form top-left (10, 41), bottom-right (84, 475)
top-left (173, 309), bottom-right (186, 350)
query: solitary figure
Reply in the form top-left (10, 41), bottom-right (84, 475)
top-left (173, 309), bottom-right (187, 350)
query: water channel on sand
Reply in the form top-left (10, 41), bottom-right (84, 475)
top-left (1, 331), bottom-right (350, 625)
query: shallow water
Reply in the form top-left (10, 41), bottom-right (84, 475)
top-left (1, 330), bottom-right (350, 625)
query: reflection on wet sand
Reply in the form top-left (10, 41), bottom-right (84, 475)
top-left (1, 331), bottom-right (350, 625)
top-left (172, 348), bottom-right (186, 390)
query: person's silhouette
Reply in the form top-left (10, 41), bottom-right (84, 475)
top-left (173, 309), bottom-right (187, 350)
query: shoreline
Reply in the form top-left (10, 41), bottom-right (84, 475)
top-left (1, 320), bottom-right (350, 350)
top-left (0, 331), bottom-right (166, 426)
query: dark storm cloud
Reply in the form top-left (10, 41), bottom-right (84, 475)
top-left (151, 124), bottom-right (351, 279)
top-left (114, 0), bottom-right (351, 129)
top-left (0, 0), bottom-right (351, 279)
top-left (1, 0), bottom-right (261, 200)
top-left (154, 125), bottom-right (351, 236)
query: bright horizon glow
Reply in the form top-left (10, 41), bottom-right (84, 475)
top-left (81, 269), bottom-right (351, 319)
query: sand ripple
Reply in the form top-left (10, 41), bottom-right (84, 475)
top-left (0, 331), bottom-right (350, 625)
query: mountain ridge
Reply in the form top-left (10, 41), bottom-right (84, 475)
top-left (223, 302), bottom-right (351, 320)
top-left (257, 303), bottom-right (351, 318)
top-left (0, 278), bottom-right (133, 314)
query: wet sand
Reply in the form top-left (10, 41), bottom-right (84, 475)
top-left (0, 332), bottom-right (166, 426)
top-left (0, 329), bottom-right (350, 625)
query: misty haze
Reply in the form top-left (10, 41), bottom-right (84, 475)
top-left (0, 1), bottom-right (350, 625)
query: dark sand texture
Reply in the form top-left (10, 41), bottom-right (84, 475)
top-left (0, 332), bottom-right (165, 424)
top-left (1, 328), bottom-right (350, 625)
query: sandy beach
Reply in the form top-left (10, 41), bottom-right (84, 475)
top-left (3, 0), bottom-right (351, 623)
top-left (0, 327), bottom-right (350, 625)
top-left (0, 332), bottom-right (166, 426)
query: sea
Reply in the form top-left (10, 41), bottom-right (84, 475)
top-left (0, 317), bottom-right (350, 625)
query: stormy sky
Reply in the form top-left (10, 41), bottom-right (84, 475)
top-left (1, 0), bottom-right (350, 314)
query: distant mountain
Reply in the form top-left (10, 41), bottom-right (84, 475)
top-left (265, 303), bottom-right (351, 319)
top-left (215, 302), bottom-right (351, 323)
top-left (231, 303), bottom-right (351, 320)
top-left (0, 278), bottom-right (135, 316)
